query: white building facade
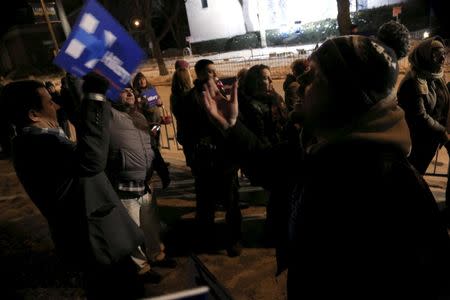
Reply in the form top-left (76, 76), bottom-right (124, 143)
top-left (185, 0), bottom-right (406, 43)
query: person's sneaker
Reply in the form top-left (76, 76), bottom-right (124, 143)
top-left (138, 269), bottom-right (163, 284)
top-left (226, 242), bottom-right (243, 257)
top-left (152, 257), bottom-right (177, 269)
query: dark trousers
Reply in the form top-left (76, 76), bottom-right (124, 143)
top-left (408, 140), bottom-right (440, 174)
top-left (445, 144), bottom-right (450, 208)
top-left (194, 169), bottom-right (242, 246)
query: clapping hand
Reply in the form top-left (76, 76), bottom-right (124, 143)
top-left (202, 78), bottom-right (238, 130)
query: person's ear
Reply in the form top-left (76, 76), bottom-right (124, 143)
top-left (28, 109), bottom-right (41, 122)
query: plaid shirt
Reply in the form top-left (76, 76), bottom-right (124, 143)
top-left (117, 180), bottom-right (147, 198)
top-left (22, 126), bottom-right (70, 140)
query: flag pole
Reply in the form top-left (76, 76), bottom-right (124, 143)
top-left (40, 0), bottom-right (60, 56)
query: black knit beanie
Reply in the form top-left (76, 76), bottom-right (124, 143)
top-left (311, 35), bottom-right (399, 113)
top-left (377, 21), bottom-right (410, 59)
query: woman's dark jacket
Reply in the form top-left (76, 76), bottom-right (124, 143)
top-left (398, 71), bottom-right (450, 145)
top-left (227, 121), bottom-right (450, 299)
top-left (239, 91), bottom-right (288, 147)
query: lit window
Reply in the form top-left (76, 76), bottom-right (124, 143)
top-left (201, 0), bottom-right (208, 8)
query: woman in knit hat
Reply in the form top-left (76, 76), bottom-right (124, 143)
top-left (201, 34), bottom-right (450, 299)
top-left (398, 36), bottom-right (450, 228)
top-left (398, 36), bottom-right (449, 174)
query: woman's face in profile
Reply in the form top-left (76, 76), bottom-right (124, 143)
top-left (258, 68), bottom-right (273, 95)
top-left (300, 59), bottom-right (331, 127)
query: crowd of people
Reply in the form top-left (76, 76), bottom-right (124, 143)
top-left (1, 20), bottom-right (450, 299)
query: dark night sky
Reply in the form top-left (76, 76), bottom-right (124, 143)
top-left (0, 1), bottom-right (33, 36)
top-left (0, 0), bottom-right (83, 38)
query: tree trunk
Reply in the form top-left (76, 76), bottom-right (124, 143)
top-left (336, 0), bottom-right (352, 35)
top-left (169, 22), bottom-right (183, 49)
top-left (148, 26), bottom-right (169, 76)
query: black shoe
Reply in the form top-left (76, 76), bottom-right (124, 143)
top-left (226, 242), bottom-right (242, 257)
top-left (152, 257), bottom-right (177, 269)
top-left (238, 201), bottom-right (249, 209)
top-left (193, 241), bottom-right (221, 255)
top-left (138, 269), bottom-right (163, 284)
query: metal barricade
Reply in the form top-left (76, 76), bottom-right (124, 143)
top-left (159, 106), bottom-right (183, 151)
top-left (425, 148), bottom-right (449, 177)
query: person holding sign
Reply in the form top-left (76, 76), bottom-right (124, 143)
top-left (133, 72), bottom-right (167, 149)
top-left (0, 73), bottom-right (146, 298)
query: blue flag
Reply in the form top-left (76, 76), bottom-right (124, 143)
top-left (53, 0), bottom-right (145, 100)
top-left (141, 87), bottom-right (160, 108)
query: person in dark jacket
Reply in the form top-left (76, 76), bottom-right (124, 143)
top-left (181, 59), bottom-right (243, 257)
top-left (202, 35), bottom-right (450, 299)
top-left (398, 36), bottom-right (449, 174)
top-left (240, 64), bottom-right (288, 147)
top-left (170, 59), bottom-right (193, 160)
top-left (0, 74), bottom-right (145, 298)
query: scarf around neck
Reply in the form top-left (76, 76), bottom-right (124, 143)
top-left (305, 92), bottom-right (412, 156)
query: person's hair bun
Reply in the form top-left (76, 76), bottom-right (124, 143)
top-left (377, 21), bottom-right (410, 59)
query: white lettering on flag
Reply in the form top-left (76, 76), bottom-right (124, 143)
top-left (101, 51), bottom-right (130, 84)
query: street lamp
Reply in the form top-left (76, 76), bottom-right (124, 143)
top-left (130, 17), bottom-right (142, 30)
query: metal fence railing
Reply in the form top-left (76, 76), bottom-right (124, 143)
top-left (425, 148), bottom-right (449, 177)
top-left (139, 50), bottom-right (313, 80)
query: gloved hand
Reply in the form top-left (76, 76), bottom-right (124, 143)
top-left (82, 72), bottom-right (109, 95)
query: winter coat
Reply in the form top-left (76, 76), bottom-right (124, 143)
top-left (12, 95), bottom-right (144, 267)
top-left (239, 91), bottom-right (288, 147)
top-left (398, 70), bottom-right (450, 145)
top-left (107, 107), bottom-right (154, 186)
top-left (170, 85), bottom-right (189, 146)
top-left (397, 38), bottom-right (450, 173)
top-left (225, 93), bottom-right (450, 299)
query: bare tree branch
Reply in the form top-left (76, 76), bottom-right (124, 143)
top-left (155, 0), bottom-right (180, 43)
